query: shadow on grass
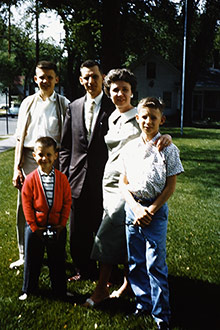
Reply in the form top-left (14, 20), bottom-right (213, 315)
top-left (30, 274), bottom-right (220, 330)
top-left (161, 127), bottom-right (220, 140)
top-left (39, 262), bottom-right (220, 329)
top-left (169, 275), bottom-right (220, 330)
top-left (179, 147), bottom-right (220, 188)
top-left (68, 267), bottom-right (220, 329)
top-left (95, 275), bottom-right (220, 329)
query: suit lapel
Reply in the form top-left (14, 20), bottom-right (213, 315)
top-left (76, 96), bottom-right (88, 143)
top-left (89, 94), bottom-right (109, 144)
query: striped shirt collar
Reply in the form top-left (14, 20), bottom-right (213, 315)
top-left (38, 167), bottom-right (55, 177)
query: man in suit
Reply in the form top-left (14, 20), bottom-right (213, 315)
top-left (59, 60), bottom-right (114, 280)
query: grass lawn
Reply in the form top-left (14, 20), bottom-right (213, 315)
top-left (0, 127), bottom-right (219, 330)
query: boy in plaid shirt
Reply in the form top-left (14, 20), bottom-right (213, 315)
top-left (120, 98), bottom-right (184, 329)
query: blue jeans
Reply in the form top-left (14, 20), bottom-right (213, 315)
top-left (125, 201), bottom-right (170, 325)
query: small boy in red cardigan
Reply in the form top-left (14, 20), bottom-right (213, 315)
top-left (19, 136), bottom-right (72, 300)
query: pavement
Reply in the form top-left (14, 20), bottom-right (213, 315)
top-left (0, 116), bottom-right (17, 153)
top-left (0, 135), bottom-right (16, 153)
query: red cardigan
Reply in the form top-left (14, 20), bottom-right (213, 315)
top-left (22, 168), bottom-right (72, 232)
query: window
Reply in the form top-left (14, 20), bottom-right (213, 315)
top-left (163, 92), bottom-right (172, 108)
top-left (146, 62), bottom-right (156, 79)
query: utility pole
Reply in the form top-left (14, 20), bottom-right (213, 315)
top-left (36, 0), bottom-right (39, 64)
top-left (6, 2), bottom-right (12, 134)
top-left (180, 0), bottom-right (188, 135)
top-left (8, 2), bottom-right (11, 109)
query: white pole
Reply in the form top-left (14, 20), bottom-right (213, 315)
top-left (180, 0), bottom-right (188, 135)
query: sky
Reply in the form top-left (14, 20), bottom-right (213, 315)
top-left (11, 3), bottom-right (65, 45)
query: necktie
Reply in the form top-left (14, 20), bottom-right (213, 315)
top-left (87, 100), bottom-right (95, 139)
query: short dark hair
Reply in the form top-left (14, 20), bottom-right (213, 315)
top-left (80, 59), bottom-right (103, 74)
top-left (34, 136), bottom-right (57, 152)
top-left (36, 61), bottom-right (58, 75)
top-left (138, 97), bottom-right (165, 114)
top-left (104, 68), bottom-right (137, 97)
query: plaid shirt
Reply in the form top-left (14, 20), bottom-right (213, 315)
top-left (38, 167), bottom-right (55, 208)
top-left (120, 133), bottom-right (184, 200)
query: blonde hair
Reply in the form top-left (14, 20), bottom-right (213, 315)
top-left (138, 97), bottom-right (165, 114)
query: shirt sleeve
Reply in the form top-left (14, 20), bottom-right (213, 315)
top-left (164, 144), bottom-right (184, 177)
top-left (15, 98), bottom-right (29, 140)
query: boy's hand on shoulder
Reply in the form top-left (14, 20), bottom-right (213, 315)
top-left (155, 134), bottom-right (171, 151)
top-left (133, 203), bottom-right (153, 227)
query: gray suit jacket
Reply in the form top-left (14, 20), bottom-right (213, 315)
top-left (59, 93), bottom-right (114, 199)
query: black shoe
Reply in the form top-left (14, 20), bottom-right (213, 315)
top-left (132, 308), bottom-right (150, 317)
top-left (157, 321), bottom-right (169, 330)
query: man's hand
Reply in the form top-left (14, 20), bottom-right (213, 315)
top-left (12, 168), bottom-right (24, 190)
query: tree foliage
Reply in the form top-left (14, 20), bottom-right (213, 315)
top-left (183, 0), bottom-right (220, 123)
top-left (0, 0), bottom-right (219, 118)
top-left (0, 0), bottom-right (64, 100)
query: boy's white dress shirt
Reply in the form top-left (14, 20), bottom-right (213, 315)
top-left (23, 91), bottom-right (60, 147)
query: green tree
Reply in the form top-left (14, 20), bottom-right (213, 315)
top-left (213, 25), bottom-right (220, 68)
top-left (184, 0), bottom-right (220, 123)
top-left (0, 0), bottom-right (64, 99)
top-left (1, 0), bottom-right (219, 118)
top-left (38, 0), bottom-right (183, 99)
top-left (38, 0), bottom-right (103, 100)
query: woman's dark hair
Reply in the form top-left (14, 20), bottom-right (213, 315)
top-left (104, 68), bottom-right (137, 97)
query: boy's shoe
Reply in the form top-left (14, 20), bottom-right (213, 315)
top-left (10, 257), bottom-right (24, 269)
top-left (126, 308), bottom-right (150, 319)
top-left (157, 321), bottom-right (169, 330)
top-left (66, 292), bottom-right (74, 297)
top-left (133, 308), bottom-right (150, 317)
top-left (19, 293), bottom-right (28, 301)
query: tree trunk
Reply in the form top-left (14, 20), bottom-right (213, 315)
top-left (65, 49), bottom-right (75, 101)
top-left (184, 0), bottom-right (219, 124)
top-left (101, 0), bottom-right (121, 73)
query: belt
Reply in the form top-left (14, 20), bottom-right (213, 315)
top-left (132, 194), bottom-right (155, 204)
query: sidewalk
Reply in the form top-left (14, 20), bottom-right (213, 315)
top-left (0, 135), bottom-right (16, 153)
top-left (0, 116), bottom-right (17, 153)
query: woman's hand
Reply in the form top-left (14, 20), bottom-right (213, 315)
top-left (155, 134), bottom-right (172, 151)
